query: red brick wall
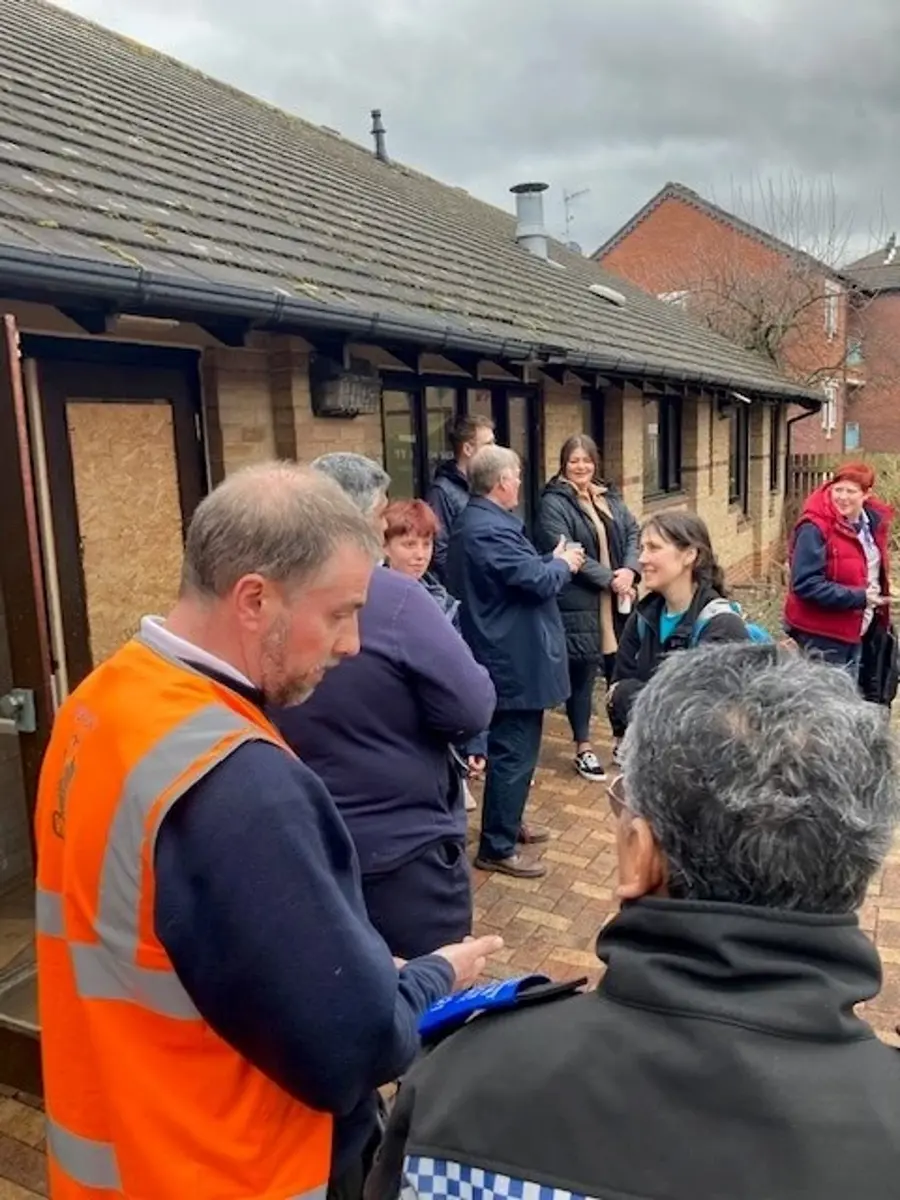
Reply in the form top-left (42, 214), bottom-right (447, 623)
top-left (599, 196), bottom-right (847, 454)
top-left (847, 293), bottom-right (900, 451)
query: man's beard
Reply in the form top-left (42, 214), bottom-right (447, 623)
top-left (260, 622), bottom-right (339, 707)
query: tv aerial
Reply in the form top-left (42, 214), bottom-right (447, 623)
top-left (563, 187), bottom-right (591, 252)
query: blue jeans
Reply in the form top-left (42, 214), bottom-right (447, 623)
top-left (790, 630), bottom-right (862, 679)
top-left (479, 709), bottom-right (545, 861)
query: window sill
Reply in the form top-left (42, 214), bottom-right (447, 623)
top-left (642, 489), bottom-right (688, 511)
top-left (729, 501), bottom-right (752, 523)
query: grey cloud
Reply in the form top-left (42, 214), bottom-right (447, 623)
top-left (55, 0), bottom-right (900, 257)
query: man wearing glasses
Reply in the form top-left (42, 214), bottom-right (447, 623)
top-left (369, 643), bottom-right (900, 1200)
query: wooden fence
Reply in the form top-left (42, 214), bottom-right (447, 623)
top-left (787, 453), bottom-right (835, 500)
top-left (784, 454), bottom-right (836, 530)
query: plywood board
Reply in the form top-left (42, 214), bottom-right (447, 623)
top-left (66, 402), bottom-right (183, 666)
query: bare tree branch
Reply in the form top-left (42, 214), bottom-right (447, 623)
top-left (654, 175), bottom-right (898, 393)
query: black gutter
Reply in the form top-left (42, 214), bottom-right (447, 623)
top-left (0, 244), bottom-right (821, 408)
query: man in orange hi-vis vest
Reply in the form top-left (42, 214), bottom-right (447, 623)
top-left (35, 461), bottom-right (503, 1200)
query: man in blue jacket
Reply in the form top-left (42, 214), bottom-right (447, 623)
top-left (426, 413), bottom-right (495, 583)
top-left (448, 445), bottom-right (585, 878)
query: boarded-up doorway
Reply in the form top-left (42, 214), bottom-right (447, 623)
top-left (32, 348), bottom-right (206, 689)
top-left (66, 402), bottom-right (186, 667)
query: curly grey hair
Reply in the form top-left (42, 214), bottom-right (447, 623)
top-left (620, 642), bottom-right (900, 913)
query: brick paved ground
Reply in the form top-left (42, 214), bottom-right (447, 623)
top-left (472, 710), bottom-right (900, 1050)
top-left (1, 710), bottom-right (898, 1195)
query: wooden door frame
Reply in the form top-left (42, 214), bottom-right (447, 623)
top-left (26, 339), bottom-right (206, 689)
top-left (0, 315), bottom-right (54, 1096)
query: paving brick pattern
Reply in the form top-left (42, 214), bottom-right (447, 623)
top-left (2, 710), bottom-right (898, 1195)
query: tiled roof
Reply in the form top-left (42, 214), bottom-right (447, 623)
top-left (594, 182), bottom-right (851, 288)
top-left (0, 0), bottom-right (818, 401)
top-left (845, 241), bottom-right (900, 292)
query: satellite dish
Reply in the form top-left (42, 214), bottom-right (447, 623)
top-left (566, 241), bottom-right (583, 255)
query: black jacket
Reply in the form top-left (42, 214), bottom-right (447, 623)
top-left (534, 479), bottom-right (641, 663)
top-left (426, 461), bottom-right (470, 583)
top-left (613, 582), bottom-right (748, 685)
top-left (368, 898), bottom-right (900, 1199)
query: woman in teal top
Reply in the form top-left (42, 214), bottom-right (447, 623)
top-left (607, 511), bottom-right (749, 744)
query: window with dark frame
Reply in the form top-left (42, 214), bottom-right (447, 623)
top-left (379, 377), bottom-right (541, 525)
top-left (643, 395), bottom-right (683, 496)
top-left (423, 386), bottom-right (456, 482)
top-left (769, 406), bottom-right (781, 492)
top-left (728, 402), bottom-right (750, 513)
top-left (381, 389), bottom-right (419, 499)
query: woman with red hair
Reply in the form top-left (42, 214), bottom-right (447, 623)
top-left (784, 461), bottom-right (893, 680)
top-left (383, 499), bottom-right (487, 806)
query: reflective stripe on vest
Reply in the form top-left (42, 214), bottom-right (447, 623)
top-left (46, 1112), bottom-right (328, 1199)
top-left (37, 704), bottom-right (264, 1018)
top-left (35, 886), bottom-right (64, 937)
top-left (46, 1116), bottom-right (122, 1191)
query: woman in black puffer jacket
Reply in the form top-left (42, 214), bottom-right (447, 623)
top-left (534, 434), bottom-right (640, 781)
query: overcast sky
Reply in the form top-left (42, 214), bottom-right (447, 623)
top-left (55, 0), bottom-right (900, 262)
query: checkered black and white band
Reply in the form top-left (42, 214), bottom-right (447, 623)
top-left (402, 1155), bottom-right (599, 1199)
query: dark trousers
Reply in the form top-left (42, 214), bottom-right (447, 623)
top-left (479, 709), bottom-right (544, 861)
top-left (362, 839), bottom-right (472, 960)
top-left (328, 1103), bottom-right (385, 1200)
top-left (791, 630), bottom-right (862, 677)
top-left (566, 654), bottom-right (615, 744)
top-left (607, 677), bottom-right (645, 740)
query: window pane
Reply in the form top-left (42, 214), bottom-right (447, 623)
top-left (507, 394), bottom-right (531, 521)
top-left (382, 390), bottom-right (418, 499)
top-left (424, 387), bottom-right (457, 482)
top-left (580, 395), bottom-right (593, 437)
top-left (665, 398), bottom-right (682, 491)
top-left (643, 398), bottom-right (660, 494)
top-left (466, 388), bottom-right (493, 423)
top-left (728, 409), bottom-right (740, 502)
top-left (769, 407), bottom-right (781, 491)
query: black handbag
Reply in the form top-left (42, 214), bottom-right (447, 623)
top-left (860, 622), bottom-right (899, 707)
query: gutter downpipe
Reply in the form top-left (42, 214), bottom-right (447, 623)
top-left (783, 404), bottom-right (822, 505)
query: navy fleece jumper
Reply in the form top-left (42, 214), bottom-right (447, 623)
top-left (154, 727), bottom-right (453, 1175)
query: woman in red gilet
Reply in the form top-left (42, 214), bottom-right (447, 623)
top-left (784, 461), bottom-right (893, 682)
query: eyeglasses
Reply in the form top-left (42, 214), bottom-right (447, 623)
top-left (606, 774), bottom-right (630, 819)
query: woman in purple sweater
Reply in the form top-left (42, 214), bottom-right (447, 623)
top-left (274, 456), bottom-right (496, 962)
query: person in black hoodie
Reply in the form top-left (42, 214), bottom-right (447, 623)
top-left (426, 414), bottom-right (495, 583)
top-left (608, 509), bottom-right (747, 745)
top-left (534, 434), bottom-right (640, 780)
top-left (367, 643), bottom-right (900, 1200)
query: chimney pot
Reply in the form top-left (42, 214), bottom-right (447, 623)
top-left (371, 109), bottom-right (388, 163)
top-left (511, 181), bottom-right (549, 259)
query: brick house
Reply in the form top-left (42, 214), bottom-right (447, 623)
top-left (840, 239), bottom-right (900, 452)
top-left (594, 182), bottom-right (887, 455)
top-left (0, 0), bottom-right (818, 1088)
